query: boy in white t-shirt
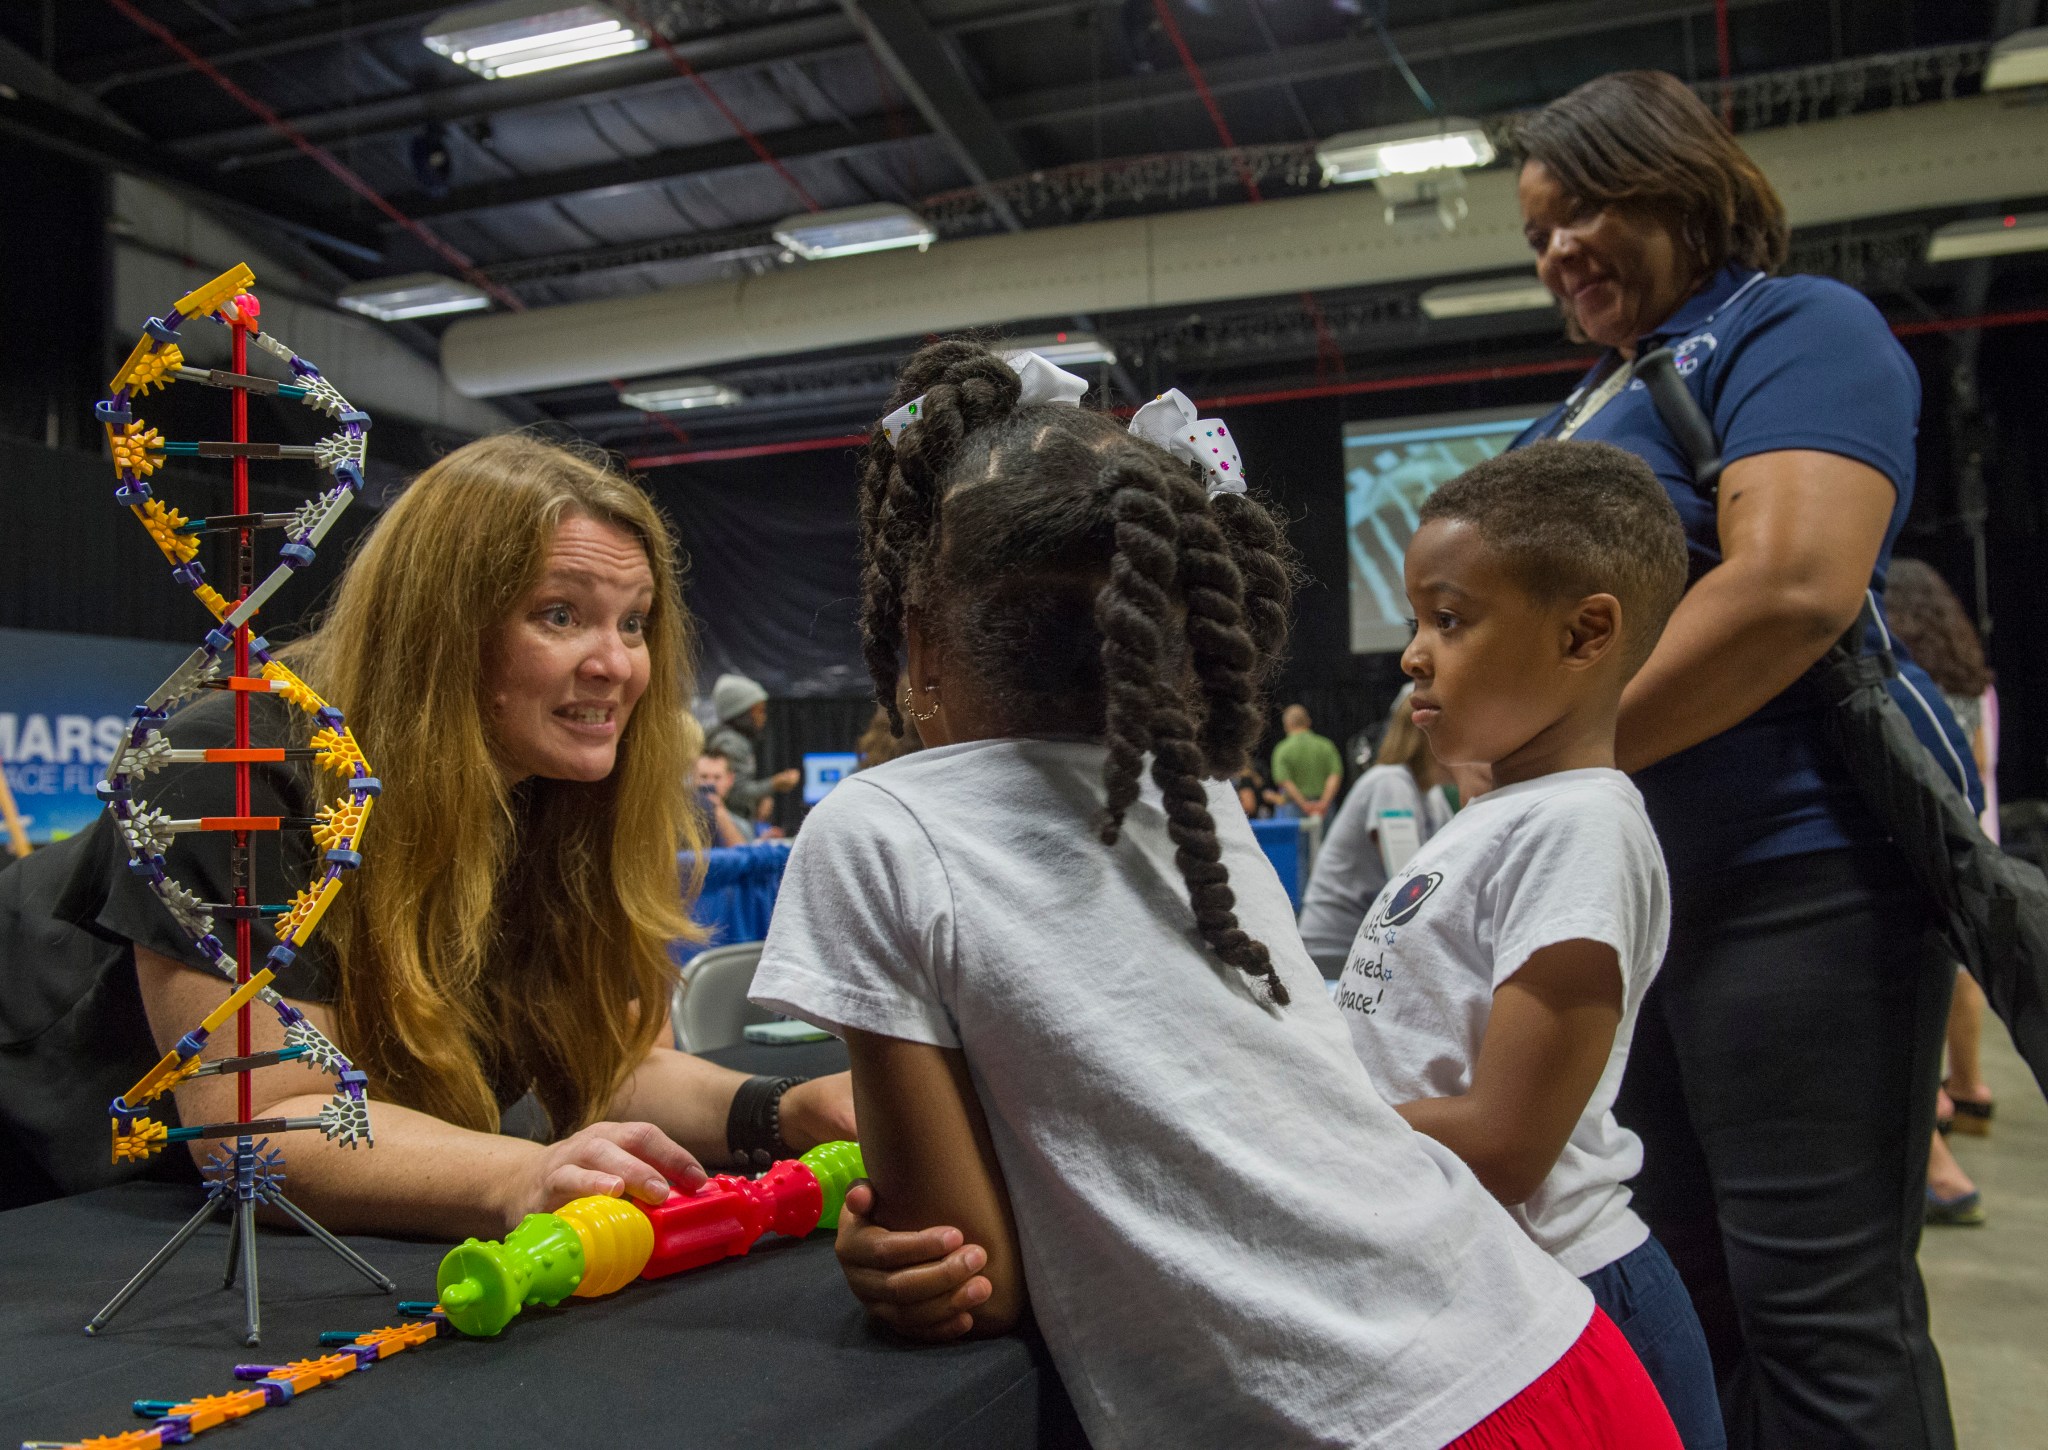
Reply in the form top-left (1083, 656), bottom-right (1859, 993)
top-left (1335, 439), bottom-right (1725, 1449)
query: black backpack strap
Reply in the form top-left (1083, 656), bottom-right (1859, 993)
top-left (1635, 347), bottom-right (1724, 499)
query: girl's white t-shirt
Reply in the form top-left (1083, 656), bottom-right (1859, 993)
top-left (752, 738), bottom-right (1590, 1450)
top-left (1334, 768), bottom-right (1671, 1278)
top-left (1298, 764), bottom-right (1450, 961)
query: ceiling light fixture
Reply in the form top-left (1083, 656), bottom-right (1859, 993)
top-left (772, 204), bottom-right (936, 261)
top-left (1418, 274), bottom-right (1557, 320)
top-left (423, 2), bottom-right (647, 81)
top-left (1925, 211), bottom-right (2048, 262)
top-left (1007, 331), bottom-right (1118, 368)
top-left (615, 376), bottom-right (744, 412)
top-left (1985, 26), bottom-right (2048, 90)
top-left (336, 272), bottom-right (493, 321)
top-left (1316, 118), bottom-right (1497, 186)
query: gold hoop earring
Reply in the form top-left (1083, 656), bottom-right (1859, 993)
top-left (904, 688), bottom-right (940, 725)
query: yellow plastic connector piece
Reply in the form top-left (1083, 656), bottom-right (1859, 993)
top-left (277, 876), bottom-right (342, 947)
top-left (311, 727), bottom-right (366, 775)
top-left (122, 1037), bottom-right (210, 1110)
top-left (274, 885), bottom-right (322, 944)
top-left (312, 796), bottom-right (367, 851)
top-left (108, 421), bottom-right (164, 479)
top-left (111, 339), bottom-right (185, 396)
top-left (262, 660), bottom-right (328, 714)
top-left (134, 498), bottom-right (199, 564)
top-left (174, 263), bottom-right (257, 322)
top-left (195, 583), bottom-right (232, 620)
top-left (112, 1116), bottom-right (168, 1163)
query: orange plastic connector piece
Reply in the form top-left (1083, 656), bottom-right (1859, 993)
top-left (352, 1319), bottom-right (442, 1358)
top-left (167, 1390), bottom-right (267, 1431)
top-left (112, 1116), bottom-right (168, 1163)
top-left (173, 263), bottom-right (257, 322)
top-left (108, 421), bottom-right (164, 478)
top-left (205, 748), bottom-right (288, 763)
top-left (74, 1431), bottom-right (166, 1449)
top-left (197, 816), bottom-right (282, 833)
top-left (134, 498), bottom-right (200, 565)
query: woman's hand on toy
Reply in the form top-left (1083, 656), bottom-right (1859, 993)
top-left (501, 1121), bottom-right (708, 1232)
top-left (834, 1181), bottom-right (990, 1341)
top-left (780, 1072), bottom-right (858, 1151)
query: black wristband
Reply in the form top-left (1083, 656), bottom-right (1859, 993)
top-left (725, 1074), bottom-right (806, 1170)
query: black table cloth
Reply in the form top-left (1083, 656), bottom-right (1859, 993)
top-left (2, 1041), bottom-right (1083, 1449)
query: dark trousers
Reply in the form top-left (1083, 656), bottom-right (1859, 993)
top-left (1616, 846), bottom-right (1956, 1450)
top-left (1583, 1234), bottom-right (1727, 1450)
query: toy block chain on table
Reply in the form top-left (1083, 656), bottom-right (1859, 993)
top-left (85, 264), bottom-right (393, 1347)
top-left (21, 1144), bottom-right (866, 1450)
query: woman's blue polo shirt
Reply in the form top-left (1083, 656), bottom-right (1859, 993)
top-left (1513, 265), bottom-right (1922, 882)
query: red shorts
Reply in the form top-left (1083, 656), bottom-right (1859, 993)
top-left (1446, 1308), bottom-right (1682, 1450)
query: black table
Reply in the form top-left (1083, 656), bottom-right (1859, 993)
top-left (2, 1041), bottom-right (1082, 1449)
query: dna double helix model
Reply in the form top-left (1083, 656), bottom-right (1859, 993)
top-left (87, 263), bottom-right (394, 1342)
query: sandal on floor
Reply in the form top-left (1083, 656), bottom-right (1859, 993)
top-left (1948, 1096), bottom-right (1994, 1137)
top-left (1925, 1187), bottom-right (1987, 1227)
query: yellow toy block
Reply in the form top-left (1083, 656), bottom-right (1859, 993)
top-left (108, 421), bottom-right (164, 479)
top-left (261, 659), bottom-right (328, 713)
top-left (194, 583), bottom-right (232, 620)
top-left (134, 498), bottom-right (199, 565)
top-left (112, 1116), bottom-right (168, 1163)
top-left (312, 794), bottom-right (372, 852)
top-left (173, 263), bottom-right (256, 322)
top-left (310, 727), bottom-right (366, 775)
top-left (111, 339), bottom-right (184, 396)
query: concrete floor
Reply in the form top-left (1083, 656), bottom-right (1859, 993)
top-left (1922, 1015), bottom-right (2047, 1448)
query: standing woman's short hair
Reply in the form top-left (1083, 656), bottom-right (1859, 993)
top-left (1507, 70), bottom-right (1789, 277)
top-left (290, 433), bottom-right (704, 1135)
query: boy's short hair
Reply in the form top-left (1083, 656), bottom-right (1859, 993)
top-left (1418, 440), bottom-right (1688, 674)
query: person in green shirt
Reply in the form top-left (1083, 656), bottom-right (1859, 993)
top-left (1270, 704), bottom-right (1344, 818)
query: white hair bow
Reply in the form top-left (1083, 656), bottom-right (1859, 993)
top-left (877, 350), bottom-right (1091, 446)
top-left (1128, 388), bottom-right (1245, 497)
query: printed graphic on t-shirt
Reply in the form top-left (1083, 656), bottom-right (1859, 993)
top-left (1335, 869), bottom-right (1440, 1016)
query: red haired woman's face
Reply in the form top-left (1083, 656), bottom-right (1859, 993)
top-left (484, 514), bottom-right (654, 784)
top-left (1519, 160), bottom-right (1696, 355)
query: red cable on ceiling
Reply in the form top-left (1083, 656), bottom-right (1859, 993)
top-left (628, 4), bottom-right (822, 214)
top-left (1146, 0), bottom-right (1342, 377)
top-left (102, 0), bottom-right (704, 448)
top-left (626, 303), bottom-right (2048, 469)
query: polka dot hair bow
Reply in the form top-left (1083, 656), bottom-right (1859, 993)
top-left (1127, 387), bottom-right (1245, 497)
top-left (877, 350), bottom-right (1092, 446)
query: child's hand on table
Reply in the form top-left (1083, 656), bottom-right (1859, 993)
top-left (834, 1181), bottom-right (991, 1341)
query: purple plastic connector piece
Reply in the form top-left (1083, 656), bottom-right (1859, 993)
top-left (279, 541), bottom-right (316, 569)
top-left (195, 935), bottom-right (225, 963)
top-left (339, 1068), bottom-right (369, 1099)
top-left (204, 627), bottom-right (235, 655)
top-left (126, 855), bottom-right (163, 879)
top-left (289, 356), bottom-right (318, 378)
top-left (96, 399), bottom-right (133, 425)
top-left (97, 780), bottom-right (131, 802)
top-left (115, 480), bottom-right (154, 505)
top-left (339, 409), bottom-right (370, 427)
top-left (145, 316), bottom-right (181, 343)
top-left (154, 1412), bottom-right (194, 1443)
top-left (265, 942), bottom-right (297, 970)
top-left (323, 848), bottom-right (362, 871)
top-left (332, 460), bottom-right (364, 493)
top-left (171, 561), bottom-right (206, 589)
top-left (315, 706), bottom-right (345, 730)
top-left (173, 1030), bottom-right (209, 1060)
top-left (349, 775), bottom-right (382, 797)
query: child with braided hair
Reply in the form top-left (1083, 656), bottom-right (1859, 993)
top-left (751, 340), bottom-right (1680, 1449)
